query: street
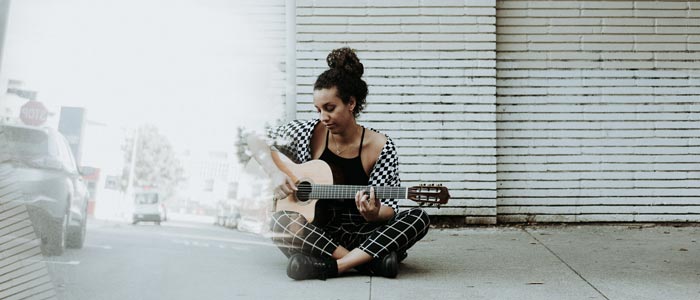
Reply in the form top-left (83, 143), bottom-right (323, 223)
top-left (46, 218), bottom-right (290, 300)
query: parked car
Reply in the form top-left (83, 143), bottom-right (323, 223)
top-left (215, 201), bottom-right (240, 229)
top-left (236, 215), bottom-right (262, 234)
top-left (131, 190), bottom-right (166, 225)
top-left (0, 123), bottom-right (90, 256)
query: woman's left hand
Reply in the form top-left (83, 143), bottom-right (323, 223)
top-left (356, 187), bottom-right (381, 222)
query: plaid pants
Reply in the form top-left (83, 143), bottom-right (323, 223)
top-left (270, 205), bottom-right (430, 259)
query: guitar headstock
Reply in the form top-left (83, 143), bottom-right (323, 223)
top-left (407, 184), bottom-right (450, 206)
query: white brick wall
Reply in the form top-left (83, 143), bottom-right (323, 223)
top-left (289, 0), bottom-right (699, 223)
top-left (295, 0), bottom-right (499, 224)
top-left (496, 0), bottom-right (700, 222)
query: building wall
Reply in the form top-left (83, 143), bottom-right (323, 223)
top-left (495, 0), bottom-right (700, 222)
top-left (295, 0), bottom-right (499, 224)
top-left (293, 0), bottom-right (699, 223)
top-left (0, 0), bottom-right (9, 72)
top-left (238, 0), bottom-right (288, 119)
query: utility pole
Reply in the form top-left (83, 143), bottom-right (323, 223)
top-left (125, 127), bottom-right (139, 197)
top-left (0, 0), bottom-right (12, 122)
top-left (0, 0), bottom-right (10, 73)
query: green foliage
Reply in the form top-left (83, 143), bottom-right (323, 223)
top-left (234, 121), bottom-right (279, 166)
top-left (121, 124), bottom-right (184, 199)
top-left (234, 126), bottom-right (251, 165)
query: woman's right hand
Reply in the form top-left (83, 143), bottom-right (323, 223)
top-left (271, 171), bottom-right (297, 200)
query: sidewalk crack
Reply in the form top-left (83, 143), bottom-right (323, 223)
top-left (523, 229), bottom-right (610, 300)
top-left (368, 276), bottom-right (373, 300)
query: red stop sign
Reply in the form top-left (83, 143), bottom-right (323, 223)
top-left (20, 100), bottom-right (48, 126)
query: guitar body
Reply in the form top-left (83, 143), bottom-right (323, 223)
top-left (272, 152), bottom-right (333, 223)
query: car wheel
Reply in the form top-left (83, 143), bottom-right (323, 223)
top-left (43, 214), bottom-right (67, 256)
top-left (67, 205), bottom-right (87, 249)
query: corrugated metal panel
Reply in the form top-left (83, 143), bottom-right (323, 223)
top-left (0, 167), bottom-right (57, 300)
top-left (495, 0), bottom-right (700, 222)
top-left (296, 0), bottom-right (498, 223)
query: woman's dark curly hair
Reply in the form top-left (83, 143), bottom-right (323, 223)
top-left (314, 47), bottom-right (368, 118)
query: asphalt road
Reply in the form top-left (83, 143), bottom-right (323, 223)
top-left (45, 218), bottom-right (287, 300)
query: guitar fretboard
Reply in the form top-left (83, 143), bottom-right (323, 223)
top-left (304, 184), bottom-right (407, 200)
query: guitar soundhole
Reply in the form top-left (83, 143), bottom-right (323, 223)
top-left (295, 181), bottom-right (312, 202)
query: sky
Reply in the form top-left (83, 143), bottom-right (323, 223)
top-left (1, 0), bottom-right (285, 151)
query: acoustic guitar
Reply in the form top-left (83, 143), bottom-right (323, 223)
top-left (270, 151), bottom-right (450, 223)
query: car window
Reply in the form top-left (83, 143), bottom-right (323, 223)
top-left (57, 133), bottom-right (79, 173)
top-left (135, 193), bottom-right (158, 205)
top-left (52, 132), bottom-right (70, 171)
top-left (0, 125), bottom-right (52, 158)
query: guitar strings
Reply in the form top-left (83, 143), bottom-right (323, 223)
top-left (291, 184), bottom-right (443, 203)
top-left (294, 185), bottom-right (408, 199)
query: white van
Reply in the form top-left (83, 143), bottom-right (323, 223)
top-left (132, 191), bottom-right (166, 225)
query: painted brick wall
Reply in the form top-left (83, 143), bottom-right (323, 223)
top-left (294, 0), bottom-right (499, 224)
top-left (289, 0), bottom-right (699, 223)
top-left (495, 1), bottom-right (700, 222)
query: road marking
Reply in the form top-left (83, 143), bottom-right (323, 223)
top-left (191, 241), bottom-right (209, 247)
top-left (159, 232), bottom-right (276, 247)
top-left (171, 239), bottom-right (249, 251)
top-left (33, 260), bottom-right (81, 265)
top-left (85, 244), bottom-right (113, 249)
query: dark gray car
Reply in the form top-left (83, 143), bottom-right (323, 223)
top-left (0, 123), bottom-right (89, 255)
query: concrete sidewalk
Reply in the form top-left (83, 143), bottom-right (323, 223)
top-left (247, 224), bottom-right (699, 300)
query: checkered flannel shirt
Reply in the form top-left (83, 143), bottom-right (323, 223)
top-left (267, 119), bottom-right (401, 213)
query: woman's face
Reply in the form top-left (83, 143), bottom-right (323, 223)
top-left (313, 86), bottom-right (355, 134)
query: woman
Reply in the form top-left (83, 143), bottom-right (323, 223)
top-left (265, 47), bottom-right (430, 280)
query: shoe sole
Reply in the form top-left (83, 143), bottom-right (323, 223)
top-left (382, 252), bottom-right (398, 278)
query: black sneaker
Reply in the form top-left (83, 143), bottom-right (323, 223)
top-left (368, 251), bottom-right (399, 278)
top-left (397, 251), bottom-right (408, 263)
top-left (286, 253), bottom-right (338, 280)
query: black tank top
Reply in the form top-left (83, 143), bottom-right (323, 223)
top-left (318, 127), bottom-right (369, 208)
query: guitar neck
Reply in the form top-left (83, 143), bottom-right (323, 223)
top-left (307, 184), bottom-right (407, 200)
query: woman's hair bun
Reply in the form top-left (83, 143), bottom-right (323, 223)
top-left (326, 47), bottom-right (364, 78)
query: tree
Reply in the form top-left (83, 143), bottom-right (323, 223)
top-left (121, 124), bottom-right (183, 199)
top-left (235, 126), bottom-right (251, 165)
top-left (234, 122), bottom-right (277, 165)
